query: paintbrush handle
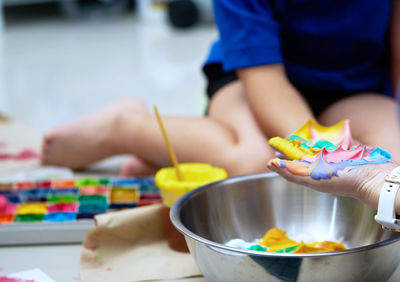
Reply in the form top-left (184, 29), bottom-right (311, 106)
top-left (153, 106), bottom-right (183, 181)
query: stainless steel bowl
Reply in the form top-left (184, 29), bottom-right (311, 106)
top-left (170, 173), bottom-right (400, 282)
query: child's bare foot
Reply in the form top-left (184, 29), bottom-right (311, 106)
top-left (41, 97), bottom-right (148, 169)
top-left (267, 158), bottom-right (399, 212)
top-left (120, 157), bottom-right (159, 177)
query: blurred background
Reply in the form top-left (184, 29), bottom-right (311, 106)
top-left (0, 0), bottom-right (217, 133)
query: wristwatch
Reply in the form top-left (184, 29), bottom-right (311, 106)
top-left (375, 166), bottom-right (400, 231)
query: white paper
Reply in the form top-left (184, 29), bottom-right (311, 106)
top-left (4, 268), bottom-right (55, 282)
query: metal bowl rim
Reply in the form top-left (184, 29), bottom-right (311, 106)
top-left (170, 172), bottom-right (400, 258)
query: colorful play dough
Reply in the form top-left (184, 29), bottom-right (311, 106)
top-left (269, 119), bottom-right (391, 180)
top-left (226, 227), bottom-right (346, 254)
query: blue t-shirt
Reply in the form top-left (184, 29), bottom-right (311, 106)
top-left (205, 0), bottom-right (393, 95)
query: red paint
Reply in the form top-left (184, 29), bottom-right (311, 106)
top-left (6, 204), bottom-right (17, 214)
top-left (46, 203), bottom-right (77, 212)
top-left (0, 196), bottom-right (7, 212)
top-left (0, 214), bottom-right (14, 224)
top-left (79, 186), bottom-right (109, 195)
top-left (0, 148), bottom-right (39, 161)
top-left (0, 277), bottom-right (34, 282)
top-left (17, 182), bottom-right (34, 190)
top-left (35, 181), bottom-right (52, 188)
top-left (140, 194), bottom-right (162, 200)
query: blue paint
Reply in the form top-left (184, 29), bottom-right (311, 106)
top-left (369, 147), bottom-right (391, 160)
top-left (0, 191), bottom-right (20, 203)
top-left (109, 203), bottom-right (138, 209)
top-left (77, 212), bottom-right (98, 219)
top-left (310, 154), bottom-right (332, 180)
top-left (19, 189), bottom-right (50, 202)
top-left (308, 157), bottom-right (391, 180)
top-left (50, 188), bottom-right (79, 195)
top-left (45, 212), bottom-right (77, 222)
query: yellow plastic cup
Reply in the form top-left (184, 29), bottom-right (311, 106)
top-left (155, 163), bottom-right (228, 253)
top-left (155, 163), bottom-right (228, 207)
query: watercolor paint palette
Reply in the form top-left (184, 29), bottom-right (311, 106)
top-left (0, 177), bottom-right (162, 245)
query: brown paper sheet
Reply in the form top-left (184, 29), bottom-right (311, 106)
top-left (79, 204), bottom-right (202, 282)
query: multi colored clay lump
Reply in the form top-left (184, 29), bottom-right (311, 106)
top-left (226, 228), bottom-right (347, 254)
top-left (0, 178), bottom-right (162, 224)
top-left (268, 119), bottom-right (391, 180)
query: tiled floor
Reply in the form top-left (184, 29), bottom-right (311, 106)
top-left (0, 4), bottom-right (216, 133)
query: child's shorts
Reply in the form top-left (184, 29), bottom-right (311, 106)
top-left (203, 63), bottom-right (369, 117)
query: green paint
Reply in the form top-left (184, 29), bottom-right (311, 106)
top-left (140, 184), bottom-right (160, 193)
top-left (78, 195), bottom-right (107, 204)
top-left (247, 245), bottom-right (267, 252)
top-left (275, 244), bottom-right (300, 253)
top-left (76, 178), bottom-right (99, 187)
top-left (15, 214), bottom-right (44, 222)
top-left (48, 194), bottom-right (77, 203)
top-left (79, 195), bottom-right (108, 213)
top-left (99, 179), bottom-right (110, 185)
top-left (289, 135), bottom-right (338, 152)
top-left (79, 203), bottom-right (108, 213)
top-left (312, 140), bottom-right (337, 151)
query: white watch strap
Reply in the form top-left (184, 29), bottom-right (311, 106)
top-left (374, 166), bottom-right (400, 231)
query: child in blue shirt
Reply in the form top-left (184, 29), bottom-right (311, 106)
top-left (41, 0), bottom-right (400, 178)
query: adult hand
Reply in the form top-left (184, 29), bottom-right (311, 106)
top-left (267, 158), bottom-right (397, 212)
top-left (266, 119), bottom-right (396, 211)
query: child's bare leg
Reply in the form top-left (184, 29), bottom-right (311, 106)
top-left (117, 81), bottom-right (274, 176)
top-left (318, 93), bottom-right (400, 160)
top-left (43, 81), bottom-right (275, 176)
top-left (42, 97), bottom-right (149, 169)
